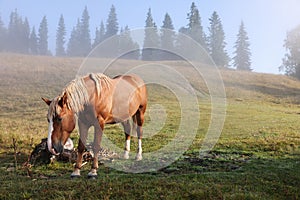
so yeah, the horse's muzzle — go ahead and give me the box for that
[53,143,64,155]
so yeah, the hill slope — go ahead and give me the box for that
[0,53,300,199]
[1,53,300,103]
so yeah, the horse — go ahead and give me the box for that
[42,73,147,178]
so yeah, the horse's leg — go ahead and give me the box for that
[71,121,88,178]
[122,120,131,159]
[87,119,104,178]
[135,108,145,161]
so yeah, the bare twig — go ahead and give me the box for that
[12,138,18,170]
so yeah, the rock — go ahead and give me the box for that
[6,167,15,172]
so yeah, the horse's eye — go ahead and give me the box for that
[56,117,62,122]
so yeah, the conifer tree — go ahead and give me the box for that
[142,8,160,60]
[0,15,7,51]
[79,6,91,56]
[38,16,49,55]
[8,9,28,52]
[280,25,300,78]
[21,17,30,53]
[105,5,119,39]
[187,2,207,49]
[233,21,252,71]
[119,26,140,59]
[93,21,105,48]
[208,11,229,67]
[67,20,81,56]
[56,14,66,56]
[67,7,91,57]
[7,10,18,51]
[29,27,38,54]
[160,13,176,60]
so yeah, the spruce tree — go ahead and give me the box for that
[67,20,81,56]
[38,16,49,55]
[208,11,229,67]
[93,21,105,48]
[56,14,66,56]
[187,2,207,49]
[142,8,160,60]
[79,6,91,56]
[280,25,300,78]
[7,10,18,51]
[7,10,32,53]
[29,27,38,54]
[67,7,91,57]
[21,17,30,53]
[0,15,7,51]
[8,9,26,52]
[119,26,140,59]
[160,13,176,60]
[233,21,252,71]
[105,5,119,39]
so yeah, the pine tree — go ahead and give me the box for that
[208,11,229,67]
[119,26,140,59]
[93,21,105,48]
[67,7,91,57]
[29,27,38,54]
[142,8,160,60]
[160,13,176,60]
[21,17,30,53]
[56,14,66,56]
[67,20,81,56]
[280,25,300,78]
[8,9,26,52]
[38,16,49,55]
[105,5,119,39]
[7,9,18,51]
[233,21,252,71]
[0,15,7,51]
[187,2,207,49]
[79,6,91,56]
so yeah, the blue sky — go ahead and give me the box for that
[1,0,300,74]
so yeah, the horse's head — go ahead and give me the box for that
[42,93,75,155]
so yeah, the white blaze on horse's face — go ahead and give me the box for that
[47,119,58,155]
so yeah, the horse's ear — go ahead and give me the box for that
[58,93,68,108]
[42,97,51,106]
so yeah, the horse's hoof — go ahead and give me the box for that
[71,168,81,178]
[135,154,142,161]
[70,174,81,179]
[88,169,97,179]
[123,151,130,160]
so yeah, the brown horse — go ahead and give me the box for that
[42,73,147,178]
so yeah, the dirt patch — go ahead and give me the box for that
[161,150,253,174]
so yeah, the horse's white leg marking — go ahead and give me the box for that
[71,168,81,177]
[88,168,97,177]
[135,139,142,161]
[47,120,57,155]
[123,139,130,159]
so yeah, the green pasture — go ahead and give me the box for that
[0,54,299,199]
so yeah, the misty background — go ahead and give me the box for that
[1,0,300,74]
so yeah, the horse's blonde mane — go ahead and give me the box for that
[55,73,111,114]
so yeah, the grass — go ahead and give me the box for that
[0,53,300,199]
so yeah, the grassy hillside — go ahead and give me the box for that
[0,53,300,199]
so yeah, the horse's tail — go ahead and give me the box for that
[131,115,137,137]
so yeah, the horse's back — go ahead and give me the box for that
[112,74,147,112]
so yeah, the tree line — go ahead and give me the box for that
[1,3,254,71]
